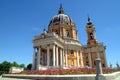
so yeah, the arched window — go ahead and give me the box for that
[66,30,70,37]
[90,33,94,39]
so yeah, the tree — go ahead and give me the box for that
[12,61,19,67]
[0,61,12,75]
[0,61,27,75]
[20,64,25,68]
[20,64,27,70]
[27,63,32,70]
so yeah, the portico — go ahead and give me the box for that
[32,34,75,70]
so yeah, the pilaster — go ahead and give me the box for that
[80,51,83,67]
[65,50,68,67]
[47,45,50,66]
[88,52,92,67]
[62,49,65,67]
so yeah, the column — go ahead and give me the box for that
[47,45,50,66]
[65,50,68,67]
[60,48,63,66]
[41,52,43,66]
[32,48,36,70]
[103,50,108,67]
[97,47,100,59]
[60,25,62,36]
[37,47,41,70]
[88,52,92,67]
[76,50,80,67]
[56,46,58,66]
[97,51,100,59]
[53,44,55,66]
[62,49,65,67]
[45,53,47,66]
[80,51,83,67]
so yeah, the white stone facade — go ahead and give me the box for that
[9,67,23,73]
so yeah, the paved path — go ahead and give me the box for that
[115,75,120,80]
[1,75,120,80]
[1,77,120,80]
[0,78,31,80]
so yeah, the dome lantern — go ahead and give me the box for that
[48,5,75,28]
[58,4,64,14]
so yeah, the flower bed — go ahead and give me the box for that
[18,68,114,75]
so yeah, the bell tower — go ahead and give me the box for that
[86,17,98,47]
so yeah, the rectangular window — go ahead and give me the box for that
[66,30,70,37]
[70,50,74,54]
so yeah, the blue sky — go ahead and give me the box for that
[0,0,120,67]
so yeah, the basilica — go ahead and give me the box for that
[32,5,107,70]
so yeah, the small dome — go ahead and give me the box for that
[49,5,75,27]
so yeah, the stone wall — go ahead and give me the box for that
[2,72,120,80]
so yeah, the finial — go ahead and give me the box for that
[43,25,47,34]
[44,26,46,31]
[60,4,62,8]
[58,4,64,14]
[88,16,90,22]
[87,15,92,25]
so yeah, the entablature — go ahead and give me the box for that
[33,32,82,50]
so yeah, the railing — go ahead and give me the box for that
[83,42,104,48]
[63,37,81,45]
[34,32,63,40]
[34,32,81,45]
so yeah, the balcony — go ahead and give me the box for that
[83,42,104,48]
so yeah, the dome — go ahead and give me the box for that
[49,5,75,27]
[50,14,74,24]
